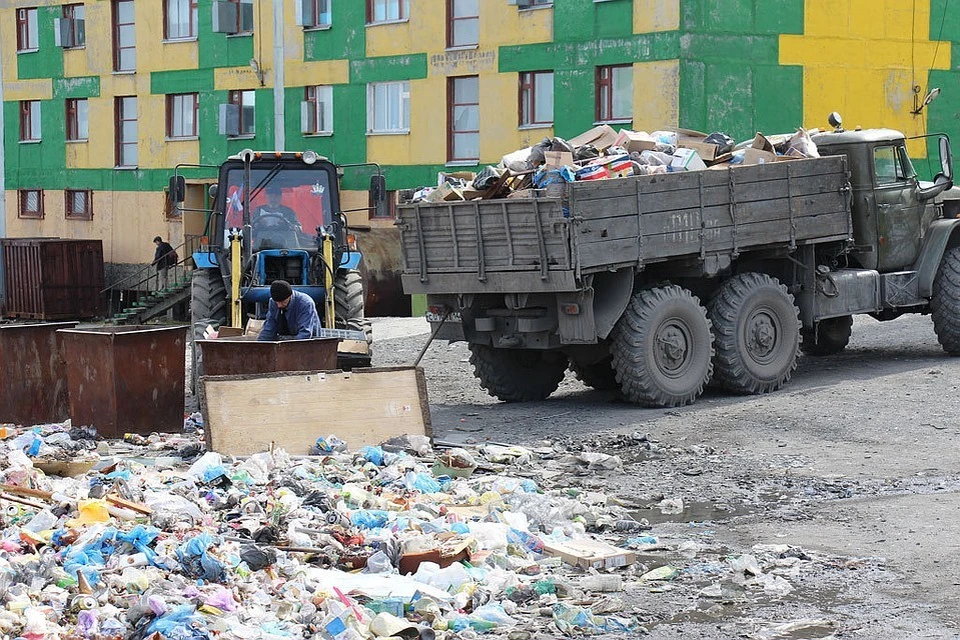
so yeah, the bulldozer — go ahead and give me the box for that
[169,149,387,369]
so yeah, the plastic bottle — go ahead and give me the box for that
[579,574,623,592]
[23,509,59,533]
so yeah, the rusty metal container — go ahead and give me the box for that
[197,337,338,376]
[1,239,106,320]
[0,322,77,425]
[59,325,187,438]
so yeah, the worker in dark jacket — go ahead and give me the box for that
[258,280,323,341]
[152,236,176,290]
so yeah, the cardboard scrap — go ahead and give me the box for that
[543,150,574,168]
[567,124,619,151]
[542,537,636,570]
[614,130,657,154]
[425,182,465,203]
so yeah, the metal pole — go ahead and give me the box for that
[273,0,285,152]
[0,50,6,309]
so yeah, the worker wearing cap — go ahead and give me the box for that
[253,183,300,230]
[257,280,323,341]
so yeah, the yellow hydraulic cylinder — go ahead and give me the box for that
[230,228,242,328]
[322,235,336,329]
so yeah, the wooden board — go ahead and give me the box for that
[201,367,432,456]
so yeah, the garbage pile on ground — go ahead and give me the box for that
[0,422,843,638]
[406,124,822,204]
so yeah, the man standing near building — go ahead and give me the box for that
[152,236,177,290]
[257,280,323,341]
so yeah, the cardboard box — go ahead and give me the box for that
[670,148,707,172]
[568,124,619,151]
[742,148,778,165]
[614,130,657,154]
[543,151,574,168]
[425,182,465,203]
[678,138,719,161]
[751,133,775,153]
[542,538,636,570]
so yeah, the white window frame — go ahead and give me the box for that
[367,81,410,134]
[368,0,410,25]
[165,0,198,40]
[168,93,198,139]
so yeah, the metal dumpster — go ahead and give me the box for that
[197,337,338,377]
[59,325,187,438]
[0,322,77,425]
[2,239,106,320]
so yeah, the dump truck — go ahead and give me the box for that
[169,149,386,368]
[399,118,958,407]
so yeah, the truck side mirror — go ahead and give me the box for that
[370,174,389,219]
[939,136,953,182]
[168,175,186,204]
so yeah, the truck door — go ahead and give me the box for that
[873,143,921,272]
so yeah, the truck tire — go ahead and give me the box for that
[570,356,619,391]
[611,286,714,407]
[708,273,800,394]
[334,269,373,360]
[469,344,567,402]
[191,268,228,341]
[800,316,852,356]
[931,246,960,355]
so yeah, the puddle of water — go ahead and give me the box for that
[631,500,754,525]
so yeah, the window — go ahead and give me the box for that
[448,76,479,162]
[367,81,410,134]
[115,96,138,167]
[58,4,86,48]
[299,0,332,28]
[113,0,136,72]
[518,0,552,8]
[165,0,198,39]
[66,98,89,141]
[596,64,632,122]
[302,86,333,135]
[448,0,478,48]
[212,0,254,34]
[228,90,256,136]
[65,190,93,221]
[167,93,198,139]
[519,71,553,127]
[19,101,41,142]
[369,190,397,219]
[18,190,43,219]
[16,8,38,52]
[367,0,409,24]
[874,145,916,184]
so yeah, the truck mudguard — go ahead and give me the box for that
[592,268,635,340]
[916,218,960,297]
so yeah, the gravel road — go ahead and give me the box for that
[371,313,960,639]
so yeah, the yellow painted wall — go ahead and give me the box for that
[634,60,679,132]
[634,0,680,33]
[780,0,950,157]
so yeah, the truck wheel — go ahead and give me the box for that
[191,268,227,341]
[931,246,960,355]
[469,344,567,402]
[708,273,800,394]
[800,316,852,356]
[334,269,365,321]
[611,286,714,407]
[570,356,618,391]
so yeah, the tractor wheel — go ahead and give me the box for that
[708,273,800,394]
[611,286,714,407]
[334,269,365,322]
[468,344,567,402]
[931,246,960,355]
[190,269,228,341]
[570,356,619,391]
[800,316,853,356]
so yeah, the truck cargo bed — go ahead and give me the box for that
[400,156,852,294]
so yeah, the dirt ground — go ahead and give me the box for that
[370,313,960,639]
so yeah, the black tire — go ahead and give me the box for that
[708,273,800,394]
[611,286,714,407]
[800,316,852,356]
[570,356,619,391]
[931,246,960,355]
[334,269,365,322]
[190,268,227,340]
[468,344,567,402]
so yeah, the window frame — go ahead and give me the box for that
[302,0,332,29]
[447,0,478,49]
[164,0,198,40]
[166,93,199,139]
[448,75,480,163]
[518,0,553,9]
[366,0,410,25]
[227,90,256,137]
[112,0,136,72]
[518,70,554,128]
[595,64,632,123]
[65,98,89,142]
[367,81,410,134]
[369,190,397,220]
[64,189,93,221]
[16,8,38,52]
[115,96,138,168]
[17,189,43,220]
[62,4,86,49]
[304,85,334,135]
[19,100,41,142]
